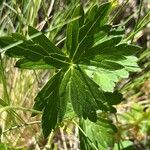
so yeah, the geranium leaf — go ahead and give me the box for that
[28,26,63,55]
[1,36,48,61]
[72,2,111,61]
[1,2,141,140]
[58,68,71,122]
[79,118,117,149]
[66,3,84,57]
[81,59,124,70]
[32,71,62,116]
[44,53,70,68]
[15,58,53,69]
[104,91,124,105]
[42,90,59,138]
[99,43,142,56]
[82,35,122,59]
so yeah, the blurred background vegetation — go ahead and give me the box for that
[0,0,149,149]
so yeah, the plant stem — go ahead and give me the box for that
[0,105,42,114]
[131,0,144,43]
[60,127,68,150]
[137,9,150,29]
[73,120,99,150]
[117,143,121,150]
[0,55,10,105]
[126,19,150,41]
[46,130,54,149]
[2,121,41,134]
[0,55,10,142]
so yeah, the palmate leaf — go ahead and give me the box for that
[0,2,141,139]
[79,118,117,149]
[15,58,53,69]
[32,71,62,114]
[0,29,70,69]
[28,26,63,55]
[33,67,116,137]
[68,67,115,120]
[84,56,141,92]
[72,2,111,62]
[66,3,84,58]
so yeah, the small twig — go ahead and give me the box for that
[60,127,68,150]
[2,121,41,134]
[0,105,42,114]
[46,130,54,149]
[0,54,10,105]
[55,37,66,46]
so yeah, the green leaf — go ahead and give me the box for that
[66,3,84,57]
[11,33,26,40]
[0,144,7,150]
[99,43,142,56]
[85,5,98,23]
[70,67,114,119]
[104,91,123,105]
[117,56,141,72]
[0,36,22,52]
[109,26,125,36]
[99,60,124,70]
[2,36,48,61]
[72,82,97,121]
[42,90,59,138]
[84,55,140,92]
[32,71,61,116]
[1,1,141,139]
[45,66,115,124]
[0,0,4,6]
[67,67,98,121]
[44,53,70,68]
[93,70,119,92]
[15,58,53,69]
[80,118,117,149]
[0,98,7,106]
[83,35,122,58]
[72,2,111,61]
[79,120,94,150]
[94,118,117,149]
[95,54,126,61]
[81,59,124,70]
[93,25,112,43]
[80,2,111,38]
[3,36,69,68]
[33,70,67,138]
[58,69,71,122]
[113,141,134,150]
[28,26,63,55]
[74,35,95,62]
[6,44,47,61]
[93,69,129,92]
